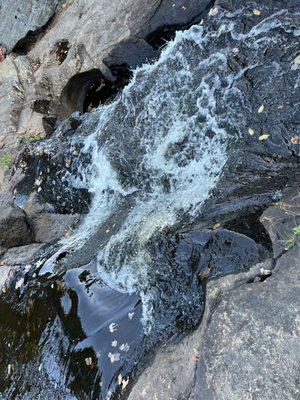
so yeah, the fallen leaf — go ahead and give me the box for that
[122,377,130,390]
[118,374,122,385]
[109,322,118,333]
[192,354,201,362]
[248,128,255,136]
[252,8,261,16]
[258,105,264,113]
[108,352,120,363]
[209,6,218,16]
[291,135,299,145]
[213,223,221,230]
[198,266,211,282]
[259,134,269,141]
[119,343,130,352]
[277,104,284,109]
[128,312,135,320]
[294,54,300,65]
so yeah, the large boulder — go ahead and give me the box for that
[0,203,33,248]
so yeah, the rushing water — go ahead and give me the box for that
[1,6,299,400]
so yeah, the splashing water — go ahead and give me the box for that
[42,9,298,328]
[59,24,239,313]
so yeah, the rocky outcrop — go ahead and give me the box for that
[0,203,33,248]
[128,185,300,400]
[0,0,63,52]
[0,0,212,189]
[0,1,299,399]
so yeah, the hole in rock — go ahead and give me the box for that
[32,99,50,114]
[225,211,273,257]
[55,40,70,64]
[60,66,132,115]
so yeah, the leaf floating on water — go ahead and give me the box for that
[119,343,130,352]
[128,312,135,320]
[108,352,120,363]
[291,135,299,145]
[85,357,93,366]
[209,6,218,16]
[258,105,265,113]
[248,128,255,136]
[252,8,261,16]
[259,134,270,141]
[109,322,118,333]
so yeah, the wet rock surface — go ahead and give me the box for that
[129,185,300,400]
[0,0,299,400]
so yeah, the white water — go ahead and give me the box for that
[45,10,295,326]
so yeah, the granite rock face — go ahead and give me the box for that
[0,0,63,52]
[192,247,300,400]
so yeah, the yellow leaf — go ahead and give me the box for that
[294,55,300,65]
[213,223,221,230]
[258,105,264,113]
[248,128,255,136]
[253,8,261,16]
[259,134,269,141]
[209,6,218,16]
[291,135,299,145]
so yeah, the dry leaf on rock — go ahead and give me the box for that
[259,134,269,141]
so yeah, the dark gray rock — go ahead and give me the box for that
[0,203,33,248]
[261,185,300,258]
[0,0,63,52]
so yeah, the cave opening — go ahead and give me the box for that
[60,66,132,116]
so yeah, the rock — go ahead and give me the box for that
[0,0,63,52]
[128,185,300,400]
[0,243,45,266]
[0,55,36,189]
[30,212,80,244]
[129,248,300,400]
[127,261,270,400]
[0,267,12,291]
[191,245,300,400]
[18,192,81,244]
[0,203,33,248]
[0,0,212,189]
[103,38,159,70]
[261,185,300,258]
[0,243,45,290]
